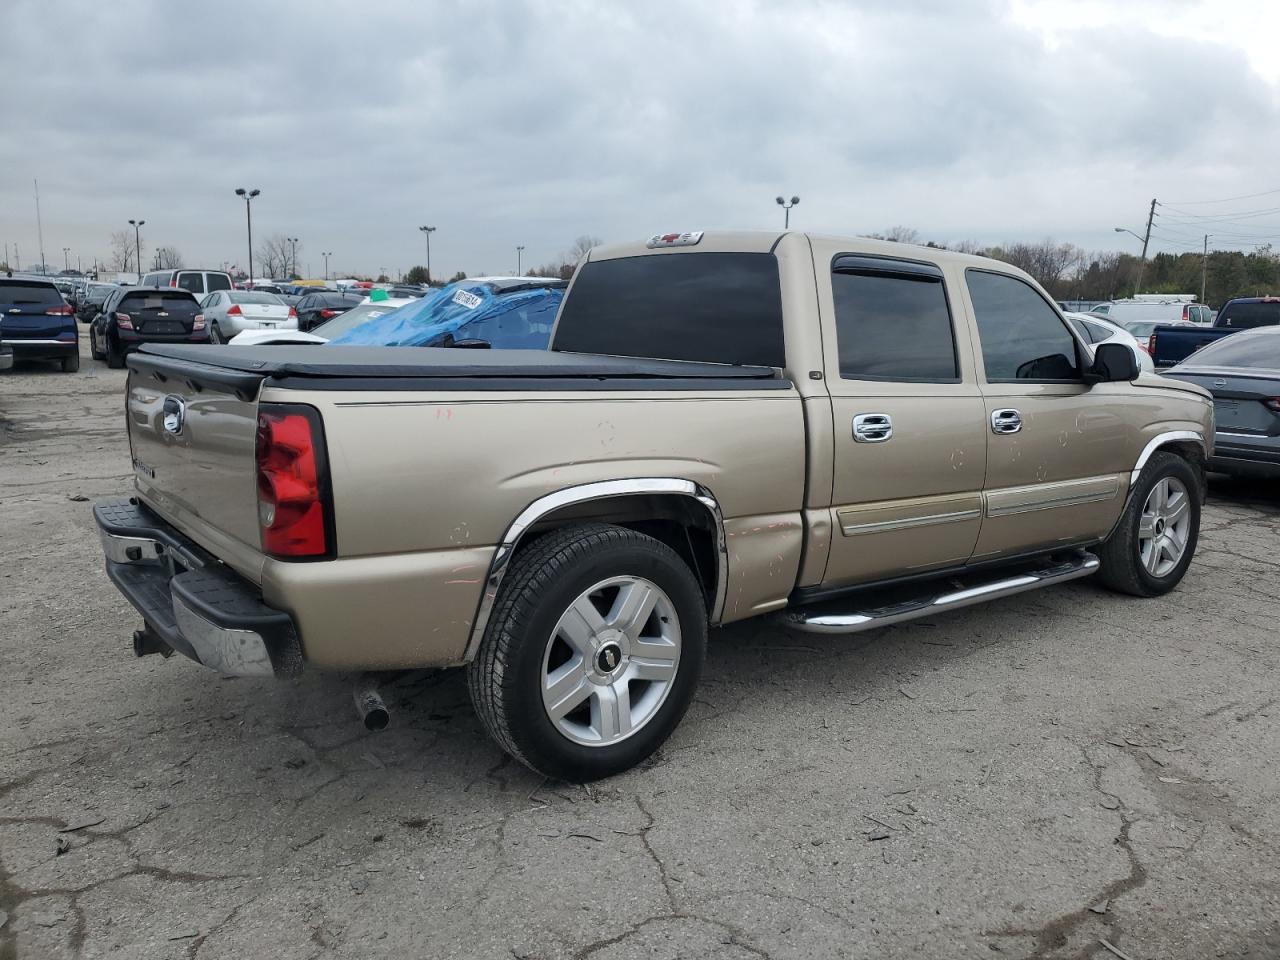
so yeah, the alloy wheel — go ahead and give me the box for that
[1138,476,1191,577]
[541,576,681,747]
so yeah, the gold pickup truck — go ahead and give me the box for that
[95,231,1213,781]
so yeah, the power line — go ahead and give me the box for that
[1161,186,1280,205]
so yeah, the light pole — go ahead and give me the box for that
[418,225,435,284]
[1201,234,1211,304]
[776,195,800,228]
[128,219,145,276]
[1114,226,1148,297]
[516,245,525,276]
[286,237,299,279]
[62,247,70,271]
[322,251,332,281]
[234,188,260,282]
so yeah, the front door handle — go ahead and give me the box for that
[990,408,1023,434]
[853,413,893,443]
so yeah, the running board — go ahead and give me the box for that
[780,551,1100,635]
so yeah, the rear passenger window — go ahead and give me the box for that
[177,272,205,294]
[831,257,957,380]
[967,270,1081,381]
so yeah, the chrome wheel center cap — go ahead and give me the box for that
[595,641,624,675]
[1154,517,1166,536]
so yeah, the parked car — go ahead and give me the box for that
[328,277,567,348]
[200,290,297,343]
[294,290,365,331]
[88,287,208,368]
[0,277,79,372]
[1090,298,1211,326]
[93,230,1213,782]
[227,297,417,346]
[1114,319,1192,357]
[1148,296,1280,367]
[1162,327,1280,478]
[386,284,429,299]
[1065,312,1155,374]
[76,282,118,323]
[141,269,234,299]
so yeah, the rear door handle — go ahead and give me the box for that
[990,409,1023,434]
[853,413,893,443]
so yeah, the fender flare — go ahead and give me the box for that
[1129,430,1205,487]
[463,478,728,662]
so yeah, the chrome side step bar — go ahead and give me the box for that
[780,551,1100,635]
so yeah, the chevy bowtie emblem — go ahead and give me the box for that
[162,395,186,435]
[1213,379,1227,388]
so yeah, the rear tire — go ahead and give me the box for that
[1096,451,1200,597]
[210,323,224,344]
[468,522,708,782]
[89,327,105,361]
[106,335,125,369]
[61,352,80,373]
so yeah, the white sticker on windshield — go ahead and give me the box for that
[452,289,482,309]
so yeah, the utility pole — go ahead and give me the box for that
[1201,234,1210,304]
[1133,197,1157,296]
[516,245,524,276]
[34,179,47,273]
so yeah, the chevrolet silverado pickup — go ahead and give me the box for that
[95,231,1214,781]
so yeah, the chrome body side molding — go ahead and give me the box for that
[464,478,727,662]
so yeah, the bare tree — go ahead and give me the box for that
[874,225,921,244]
[993,239,1079,290]
[109,230,136,273]
[155,246,184,269]
[256,234,295,279]
[568,235,602,261]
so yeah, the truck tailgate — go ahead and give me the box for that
[126,351,267,579]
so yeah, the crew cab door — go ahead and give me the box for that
[817,254,987,587]
[961,269,1137,561]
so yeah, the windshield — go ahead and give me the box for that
[120,293,199,314]
[312,302,410,339]
[0,282,62,306]
[1180,330,1280,368]
[1217,301,1280,329]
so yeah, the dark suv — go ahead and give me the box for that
[0,277,80,372]
[294,290,365,331]
[89,287,209,368]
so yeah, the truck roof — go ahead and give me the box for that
[588,230,1017,272]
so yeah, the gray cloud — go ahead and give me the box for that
[3,0,1279,277]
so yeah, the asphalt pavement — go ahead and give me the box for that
[2,341,1278,959]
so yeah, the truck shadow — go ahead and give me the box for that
[1206,472,1280,511]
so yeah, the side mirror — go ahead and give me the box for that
[1086,342,1139,384]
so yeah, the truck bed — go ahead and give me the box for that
[129,344,791,394]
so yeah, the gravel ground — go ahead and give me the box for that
[2,341,1279,960]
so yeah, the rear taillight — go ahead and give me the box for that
[256,405,332,558]
[115,312,134,330]
[1147,334,1156,354]
[192,314,206,331]
[169,279,177,287]
[319,309,340,319]
[46,305,74,316]
[1264,398,1280,413]
[226,304,243,316]
[288,307,298,319]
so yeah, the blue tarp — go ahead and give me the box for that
[326,280,563,349]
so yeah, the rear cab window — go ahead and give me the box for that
[830,256,958,381]
[1218,300,1280,329]
[551,252,785,367]
[967,270,1081,381]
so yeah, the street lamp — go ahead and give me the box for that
[322,251,332,281]
[1114,226,1150,296]
[128,219,145,276]
[776,195,800,228]
[62,247,70,271]
[286,237,299,279]
[234,188,260,282]
[516,245,525,276]
[418,225,436,284]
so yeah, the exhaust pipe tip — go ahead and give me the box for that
[353,680,390,732]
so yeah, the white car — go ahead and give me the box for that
[227,297,415,346]
[201,290,297,343]
[1065,312,1155,373]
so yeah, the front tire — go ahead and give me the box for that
[468,522,707,782]
[1096,451,1201,597]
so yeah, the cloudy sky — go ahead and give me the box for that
[3,0,1279,278]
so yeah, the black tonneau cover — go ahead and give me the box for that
[129,345,790,397]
